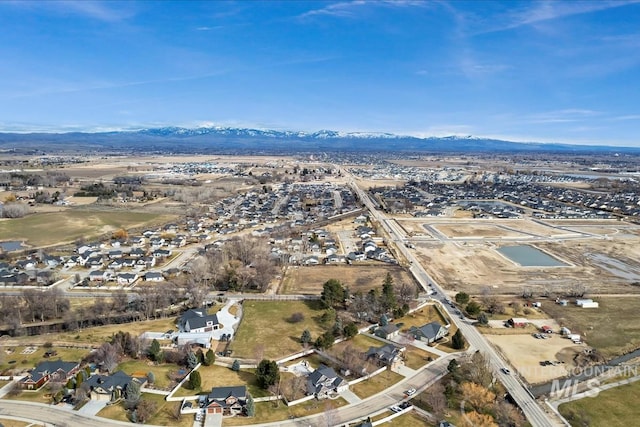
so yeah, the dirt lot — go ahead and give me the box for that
[434,223,525,238]
[414,231,640,296]
[485,333,583,384]
[280,264,417,295]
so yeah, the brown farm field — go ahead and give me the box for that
[280,264,416,295]
[541,297,640,358]
[0,208,175,247]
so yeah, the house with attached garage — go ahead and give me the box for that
[178,308,220,333]
[84,370,142,402]
[116,272,138,285]
[374,323,400,340]
[205,385,248,416]
[306,364,348,399]
[409,321,449,344]
[19,360,80,390]
[365,343,405,368]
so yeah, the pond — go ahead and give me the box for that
[497,245,567,267]
[0,240,25,252]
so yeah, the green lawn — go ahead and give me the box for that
[229,300,329,359]
[333,334,385,353]
[350,369,404,399]
[0,209,175,247]
[404,346,438,370]
[222,397,348,426]
[173,365,270,398]
[559,380,640,427]
[96,392,189,425]
[117,359,177,390]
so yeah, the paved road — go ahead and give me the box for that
[0,400,159,427]
[346,176,563,427]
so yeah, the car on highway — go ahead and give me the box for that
[405,388,416,396]
[390,405,402,413]
[399,401,412,410]
[501,367,511,375]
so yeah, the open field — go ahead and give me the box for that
[350,369,404,398]
[542,297,640,358]
[222,397,348,426]
[484,333,582,384]
[2,316,178,348]
[229,300,329,360]
[280,264,416,295]
[558,379,640,427]
[433,223,526,239]
[331,334,387,354]
[415,231,640,296]
[173,365,270,398]
[0,209,175,247]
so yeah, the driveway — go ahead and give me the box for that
[77,399,108,416]
[341,389,362,404]
[204,412,222,427]
[209,299,241,340]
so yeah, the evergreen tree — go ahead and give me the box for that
[186,351,198,369]
[148,339,163,363]
[245,393,255,417]
[231,359,241,372]
[452,329,466,350]
[256,360,279,389]
[343,322,358,338]
[321,279,346,309]
[205,349,215,366]
[300,329,312,345]
[124,380,141,409]
[381,273,397,311]
[189,371,202,390]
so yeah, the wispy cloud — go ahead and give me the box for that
[525,109,602,124]
[472,0,640,35]
[611,114,640,121]
[298,0,429,20]
[56,0,135,22]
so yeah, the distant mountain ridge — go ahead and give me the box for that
[0,126,637,155]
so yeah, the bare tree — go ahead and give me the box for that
[95,342,120,373]
[423,381,447,419]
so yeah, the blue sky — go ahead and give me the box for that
[0,1,639,146]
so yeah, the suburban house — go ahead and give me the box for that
[374,323,400,340]
[19,360,80,390]
[144,272,164,282]
[178,309,220,333]
[89,270,110,282]
[306,364,348,399]
[85,371,139,402]
[116,272,138,285]
[409,321,448,344]
[365,343,405,367]
[206,385,248,416]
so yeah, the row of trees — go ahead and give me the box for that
[417,352,525,426]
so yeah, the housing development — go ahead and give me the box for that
[1,146,639,427]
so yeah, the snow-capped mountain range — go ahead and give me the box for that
[0,126,634,154]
